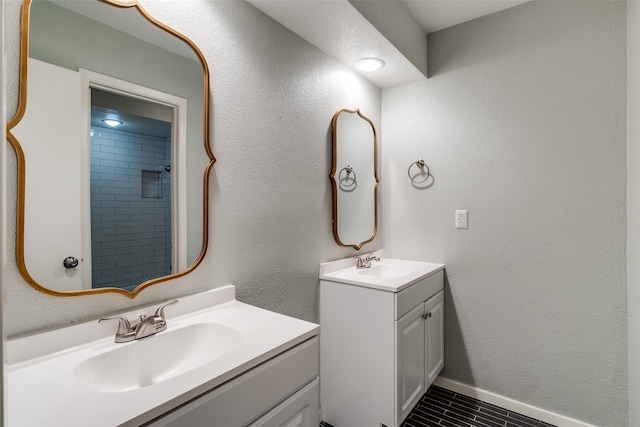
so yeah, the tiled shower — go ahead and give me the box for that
[89,126,172,290]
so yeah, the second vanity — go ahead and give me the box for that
[7,286,319,427]
[319,252,445,427]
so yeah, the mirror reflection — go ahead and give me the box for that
[7,0,213,297]
[89,88,175,291]
[330,109,378,250]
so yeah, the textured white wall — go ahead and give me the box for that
[381,1,627,426]
[628,1,640,426]
[3,0,381,337]
[1,0,7,422]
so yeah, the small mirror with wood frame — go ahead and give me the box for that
[330,109,378,250]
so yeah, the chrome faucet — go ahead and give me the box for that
[99,300,178,343]
[355,253,380,269]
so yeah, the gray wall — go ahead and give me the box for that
[628,1,640,426]
[381,1,627,426]
[3,0,381,336]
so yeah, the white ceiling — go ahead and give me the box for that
[399,0,529,34]
[249,0,530,88]
[52,0,530,89]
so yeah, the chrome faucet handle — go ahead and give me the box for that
[154,299,178,321]
[99,316,133,335]
[132,300,178,339]
[366,253,380,262]
[354,253,380,269]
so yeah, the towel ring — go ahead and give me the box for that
[339,165,357,188]
[408,159,430,183]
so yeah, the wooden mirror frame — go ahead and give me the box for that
[6,0,214,298]
[330,108,378,250]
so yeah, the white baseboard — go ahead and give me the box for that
[433,377,598,427]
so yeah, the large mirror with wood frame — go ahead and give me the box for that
[7,0,213,298]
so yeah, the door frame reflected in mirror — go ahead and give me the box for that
[82,69,187,291]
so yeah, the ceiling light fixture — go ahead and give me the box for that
[102,119,123,127]
[356,57,385,72]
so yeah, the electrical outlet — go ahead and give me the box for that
[455,210,468,229]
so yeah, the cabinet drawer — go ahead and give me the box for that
[395,270,444,320]
[145,337,319,427]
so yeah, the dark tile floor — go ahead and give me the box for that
[320,385,556,427]
[401,386,556,427]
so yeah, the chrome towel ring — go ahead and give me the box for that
[407,159,430,183]
[339,165,357,189]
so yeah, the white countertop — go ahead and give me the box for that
[319,251,445,292]
[7,286,319,427]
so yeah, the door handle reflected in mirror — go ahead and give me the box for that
[63,256,79,269]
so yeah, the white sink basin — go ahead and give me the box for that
[320,253,444,291]
[74,322,242,393]
[358,263,416,278]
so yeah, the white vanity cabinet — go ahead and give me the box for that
[319,258,444,427]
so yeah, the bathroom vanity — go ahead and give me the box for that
[319,253,445,427]
[7,286,320,427]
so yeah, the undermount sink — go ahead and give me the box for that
[75,322,242,393]
[358,263,415,278]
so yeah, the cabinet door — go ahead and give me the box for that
[249,379,319,427]
[425,291,444,386]
[396,304,426,424]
